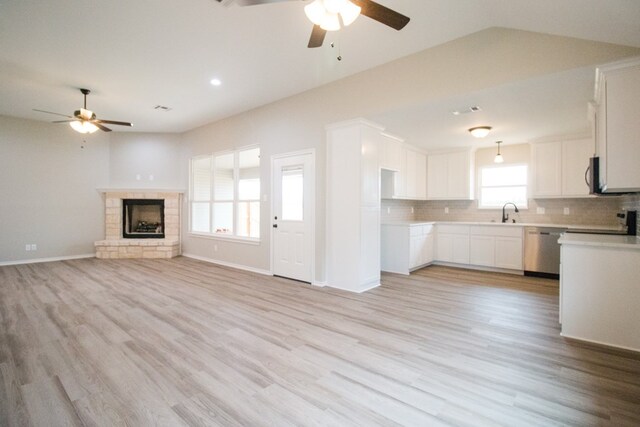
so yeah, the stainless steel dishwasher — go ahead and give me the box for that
[524,226,567,278]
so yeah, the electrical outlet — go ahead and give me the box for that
[25,244,31,251]
[214,244,218,252]
[411,207,414,214]
[536,207,545,214]
[136,174,141,181]
[387,207,391,214]
[445,207,449,214]
[31,244,37,251]
[563,207,570,215]
[149,174,154,181]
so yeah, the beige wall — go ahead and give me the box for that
[0,116,110,263]
[109,132,185,189]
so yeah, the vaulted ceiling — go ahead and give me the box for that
[1,0,639,143]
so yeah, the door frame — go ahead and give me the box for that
[270,149,316,285]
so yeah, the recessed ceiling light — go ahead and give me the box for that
[210,78,222,86]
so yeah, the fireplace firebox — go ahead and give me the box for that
[122,199,165,238]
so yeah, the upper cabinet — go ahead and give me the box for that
[380,134,427,200]
[531,138,593,198]
[594,57,640,193]
[427,149,473,200]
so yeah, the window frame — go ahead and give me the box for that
[189,145,261,242]
[477,163,529,210]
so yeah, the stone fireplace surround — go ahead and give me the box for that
[95,189,182,259]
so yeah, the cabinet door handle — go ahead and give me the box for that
[585,166,591,187]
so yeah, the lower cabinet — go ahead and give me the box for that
[436,225,470,264]
[383,223,524,276]
[381,223,434,275]
[468,226,523,270]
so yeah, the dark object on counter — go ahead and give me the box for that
[566,210,637,236]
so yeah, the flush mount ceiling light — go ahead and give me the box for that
[210,78,222,86]
[304,0,362,31]
[494,141,504,163]
[468,126,492,138]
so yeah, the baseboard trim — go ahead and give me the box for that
[432,261,524,276]
[0,253,95,267]
[560,332,640,354]
[312,281,327,287]
[325,281,380,294]
[181,253,272,276]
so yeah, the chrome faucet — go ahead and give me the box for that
[502,202,519,223]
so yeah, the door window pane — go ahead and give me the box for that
[282,166,304,221]
[191,203,210,233]
[213,202,233,235]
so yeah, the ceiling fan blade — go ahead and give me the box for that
[93,122,112,132]
[33,109,73,118]
[308,25,327,48]
[52,120,76,123]
[94,119,133,127]
[351,0,410,30]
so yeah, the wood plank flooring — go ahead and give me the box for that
[1,257,639,426]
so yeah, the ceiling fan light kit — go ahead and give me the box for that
[34,88,133,134]
[305,0,361,30]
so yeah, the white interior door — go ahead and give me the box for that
[272,152,314,283]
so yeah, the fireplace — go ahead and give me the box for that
[122,199,165,239]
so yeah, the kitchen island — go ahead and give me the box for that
[559,233,640,352]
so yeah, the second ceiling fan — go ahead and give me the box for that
[218,0,410,48]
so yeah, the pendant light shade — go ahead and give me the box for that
[468,126,492,138]
[70,120,99,134]
[494,141,504,163]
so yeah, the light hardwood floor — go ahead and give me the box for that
[1,257,639,426]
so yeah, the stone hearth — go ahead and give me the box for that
[95,190,182,259]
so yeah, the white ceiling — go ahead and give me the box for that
[1,0,639,141]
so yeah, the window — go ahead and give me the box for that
[190,147,260,240]
[479,164,528,209]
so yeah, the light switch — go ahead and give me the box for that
[31,244,37,251]
[563,207,570,215]
[25,244,31,251]
[149,174,154,181]
[136,174,141,181]
[444,207,449,214]
[536,207,545,214]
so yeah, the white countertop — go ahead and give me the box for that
[381,220,622,231]
[558,233,640,250]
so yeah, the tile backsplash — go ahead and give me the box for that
[382,196,635,230]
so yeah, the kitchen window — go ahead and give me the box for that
[478,164,528,209]
[190,146,260,240]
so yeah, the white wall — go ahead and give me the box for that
[179,28,639,281]
[0,116,110,263]
[109,133,184,189]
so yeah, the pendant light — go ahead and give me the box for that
[494,141,504,163]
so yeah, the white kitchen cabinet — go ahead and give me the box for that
[379,134,404,172]
[326,119,382,292]
[405,149,427,200]
[532,142,562,197]
[532,138,593,198]
[595,57,640,192]
[468,225,523,270]
[559,234,640,352]
[470,235,495,267]
[495,237,523,270]
[436,224,470,264]
[427,150,473,200]
[562,138,593,196]
[381,223,434,275]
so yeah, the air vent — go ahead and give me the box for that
[452,105,482,115]
[154,105,172,111]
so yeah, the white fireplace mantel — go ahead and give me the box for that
[97,188,186,194]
